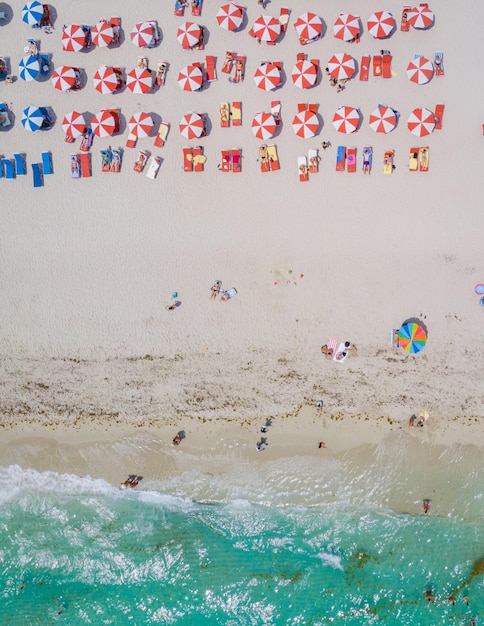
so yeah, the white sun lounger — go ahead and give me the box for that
[333,342,349,362]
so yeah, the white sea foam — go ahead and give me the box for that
[317,552,344,570]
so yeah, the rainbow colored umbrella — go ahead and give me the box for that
[398,322,427,353]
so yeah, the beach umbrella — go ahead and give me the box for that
[367,11,395,39]
[179,112,204,139]
[216,3,244,31]
[93,66,118,94]
[252,15,281,42]
[130,21,155,48]
[407,107,435,136]
[294,12,323,42]
[19,55,40,82]
[126,67,153,94]
[333,13,360,41]
[253,63,281,91]
[51,66,77,91]
[369,105,397,133]
[398,322,427,353]
[92,20,114,47]
[62,110,86,139]
[62,24,86,52]
[22,1,43,26]
[292,110,319,138]
[177,64,204,91]
[332,106,361,133]
[291,60,317,89]
[251,112,277,140]
[177,22,201,49]
[128,111,154,138]
[91,110,116,137]
[327,52,356,80]
[21,105,43,131]
[407,5,434,29]
[406,56,434,84]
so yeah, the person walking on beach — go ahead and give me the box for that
[316,400,323,412]
[422,499,431,514]
[424,589,434,602]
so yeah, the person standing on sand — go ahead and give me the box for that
[423,499,431,514]
[409,414,417,427]
[316,400,323,412]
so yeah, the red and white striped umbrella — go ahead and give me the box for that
[333,13,360,41]
[367,11,395,39]
[126,67,153,94]
[51,65,77,91]
[253,63,281,91]
[406,56,434,84]
[93,66,118,94]
[332,106,361,133]
[92,20,114,47]
[327,53,356,80]
[369,105,397,133]
[130,21,155,48]
[407,5,434,29]
[251,112,277,140]
[294,12,323,42]
[177,22,201,49]
[128,112,154,138]
[252,15,281,42]
[62,24,86,52]
[216,3,243,31]
[292,110,319,138]
[291,60,317,89]
[91,110,116,137]
[177,64,204,91]
[62,110,86,139]
[407,107,435,137]
[179,112,204,139]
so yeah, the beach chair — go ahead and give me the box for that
[111,149,122,172]
[134,150,148,173]
[333,343,349,363]
[419,147,429,172]
[359,55,370,81]
[221,51,235,74]
[347,147,357,173]
[183,147,193,172]
[146,156,162,179]
[336,146,346,171]
[434,104,444,130]
[80,152,91,177]
[0,160,3,179]
[391,329,400,348]
[220,103,230,128]
[155,61,168,86]
[232,101,242,126]
[434,52,444,76]
[279,7,290,32]
[373,54,382,77]
[0,57,7,80]
[382,52,392,78]
[267,145,280,171]
[259,145,269,173]
[194,25,205,50]
[298,156,309,182]
[14,153,26,176]
[192,146,206,172]
[409,147,419,171]
[31,163,43,187]
[191,0,202,17]
[2,158,14,179]
[401,6,410,31]
[126,132,137,149]
[230,56,245,83]
[232,150,241,173]
[321,337,338,358]
[154,122,170,147]
[221,287,237,301]
[296,53,306,62]
[80,129,93,152]
[271,101,281,126]
[70,154,81,179]
[308,149,320,173]
[105,109,120,134]
[221,150,231,172]
[41,151,52,175]
[100,149,111,172]
[174,0,187,16]
[40,5,52,30]
[110,17,121,44]
[205,56,217,82]
[361,147,373,174]
[383,150,394,174]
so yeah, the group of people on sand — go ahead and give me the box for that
[408,411,428,428]
[256,419,272,450]
[321,341,355,361]
[121,475,143,489]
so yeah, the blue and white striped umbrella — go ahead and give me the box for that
[19,55,40,81]
[22,106,44,131]
[22,1,43,26]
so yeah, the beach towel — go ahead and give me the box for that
[333,343,349,363]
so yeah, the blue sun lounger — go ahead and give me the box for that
[14,153,26,175]
[2,158,14,179]
[0,159,3,179]
[41,151,52,174]
[31,163,43,187]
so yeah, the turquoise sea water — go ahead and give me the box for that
[0,438,482,625]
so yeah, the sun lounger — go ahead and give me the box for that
[382,52,392,78]
[321,337,338,358]
[391,328,400,348]
[0,57,7,80]
[220,102,230,128]
[383,149,394,174]
[192,146,206,172]
[401,6,410,31]
[221,150,231,172]
[336,146,346,171]
[419,147,429,172]
[14,153,26,176]
[183,147,193,172]
[80,129,93,152]
[111,149,122,172]
[105,109,120,133]
[70,154,81,179]
[0,103,11,127]
[333,343,349,363]
[154,122,170,147]
[362,146,372,174]
[221,287,237,301]
[434,52,444,76]
[231,101,242,126]
[80,152,91,177]
[40,4,52,30]
[221,51,235,74]
[359,55,370,81]
[296,53,306,62]
[205,55,217,81]
[308,149,320,173]
[191,0,202,17]
[174,1,187,16]
[41,151,52,175]
[126,132,137,149]
[347,147,357,173]
[110,17,121,44]
[2,158,14,179]
[298,156,309,182]
[409,147,419,171]
[434,104,444,130]
[230,55,245,83]
[0,161,3,179]
[134,150,148,173]
[100,149,111,172]
[259,145,269,173]
[279,7,290,32]
[266,145,280,171]
[146,156,162,179]
[155,61,168,86]
[232,149,241,173]
[373,54,382,77]
[31,162,43,187]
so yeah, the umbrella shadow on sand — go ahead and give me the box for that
[402,317,428,337]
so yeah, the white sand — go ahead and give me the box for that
[0,0,483,473]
